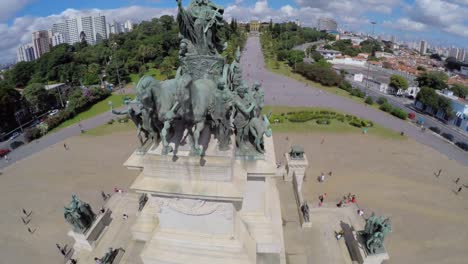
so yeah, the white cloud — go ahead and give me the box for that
[383,18,429,32]
[0,6,176,63]
[295,0,401,15]
[408,0,468,38]
[0,0,33,21]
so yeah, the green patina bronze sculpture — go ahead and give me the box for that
[289,145,305,160]
[97,247,125,264]
[64,194,96,234]
[112,0,270,156]
[361,213,392,254]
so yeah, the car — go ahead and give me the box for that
[441,132,454,142]
[10,141,24,150]
[8,132,20,141]
[429,126,441,134]
[455,141,468,151]
[49,109,59,116]
[0,148,10,157]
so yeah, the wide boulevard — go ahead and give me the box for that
[240,35,468,166]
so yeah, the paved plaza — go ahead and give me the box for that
[274,132,468,264]
[0,128,466,263]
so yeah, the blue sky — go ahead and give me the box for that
[1,0,467,62]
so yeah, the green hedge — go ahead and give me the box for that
[391,108,408,120]
[379,102,393,112]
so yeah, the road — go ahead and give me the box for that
[1,35,466,169]
[348,78,468,144]
[241,35,468,166]
[0,108,118,170]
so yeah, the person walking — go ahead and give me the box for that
[63,143,68,150]
[319,173,325,182]
[457,186,462,194]
[318,193,326,206]
[455,177,460,184]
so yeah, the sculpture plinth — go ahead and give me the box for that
[124,136,285,264]
[67,209,112,252]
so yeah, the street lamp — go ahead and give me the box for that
[111,42,122,90]
[14,110,24,133]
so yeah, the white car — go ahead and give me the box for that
[49,109,59,116]
[8,132,20,141]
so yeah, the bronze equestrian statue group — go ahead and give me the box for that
[112,0,271,157]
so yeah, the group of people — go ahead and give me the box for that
[336,193,357,208]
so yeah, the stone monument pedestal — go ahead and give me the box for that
[344,230,390,264]
[124,136,286,264]
[67,209,112,251]
[284,147,310,228]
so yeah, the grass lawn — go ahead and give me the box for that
[262,105,404,140]
[51,94,135,132]
[84,121,135,136]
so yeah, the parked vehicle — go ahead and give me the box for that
[0,148,10,157]
[441,133,454,142]
[8,132,20,141]
[429,126,441,134]
[455,142,468,151]
[10,141,24,150]
[48,109,59,116]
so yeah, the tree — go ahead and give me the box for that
[159,57,174,79]
[416,87,439,110]
[10,61,35,87]
[416,71,448,90]
[0,87,22,132]
[365,96,374,105]
[445,57,461,71]
[450,84,468,98]
[309,50,323,62]
[417,66,426,71]
[287,50,305,67]
[23,83,52,113]
[389,75,409,91]
[430,53,442,61]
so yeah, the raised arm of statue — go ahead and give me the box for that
[234,100,255,116]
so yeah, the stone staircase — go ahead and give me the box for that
[140,230,252,264]
[240,213,282,254]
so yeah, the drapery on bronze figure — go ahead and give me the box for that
[362,213,392,254]
[64,194,96,234]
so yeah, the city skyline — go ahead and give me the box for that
[1,0,467,63]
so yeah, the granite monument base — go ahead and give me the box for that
[68,209,112,251]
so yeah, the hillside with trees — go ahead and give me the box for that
[0,15,246,134]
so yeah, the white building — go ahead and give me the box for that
[32,30,50,58]
[51,22,69,44]
[316,49,341,59]
[56,15,108,45]
[449,47,459,59]
[419,40,427,55]
[51,32,66,47]
[457,49,465,62]
[16,43,36,62]
[124,20,133,32]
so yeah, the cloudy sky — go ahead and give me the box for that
[2,0,467,63]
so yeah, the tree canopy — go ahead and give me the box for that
[389,75,409,91]
[416,71,448,90]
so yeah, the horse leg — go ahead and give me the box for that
[161,121,173,155]
[249,125,264,153]
[192,121,205,155]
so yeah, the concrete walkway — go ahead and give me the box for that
[240,35,468,166]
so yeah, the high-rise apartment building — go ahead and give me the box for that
[51,22,69,44]
[457,49,465,62]
[57,15,108,45]
[16,43,36,62]
[124,20,133,32]
[317,18,337,32]
[419,40,427,55]
[449,47,459,59]
[51,33,66,47]
[32,30,50,58]
[390,35,397,43]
